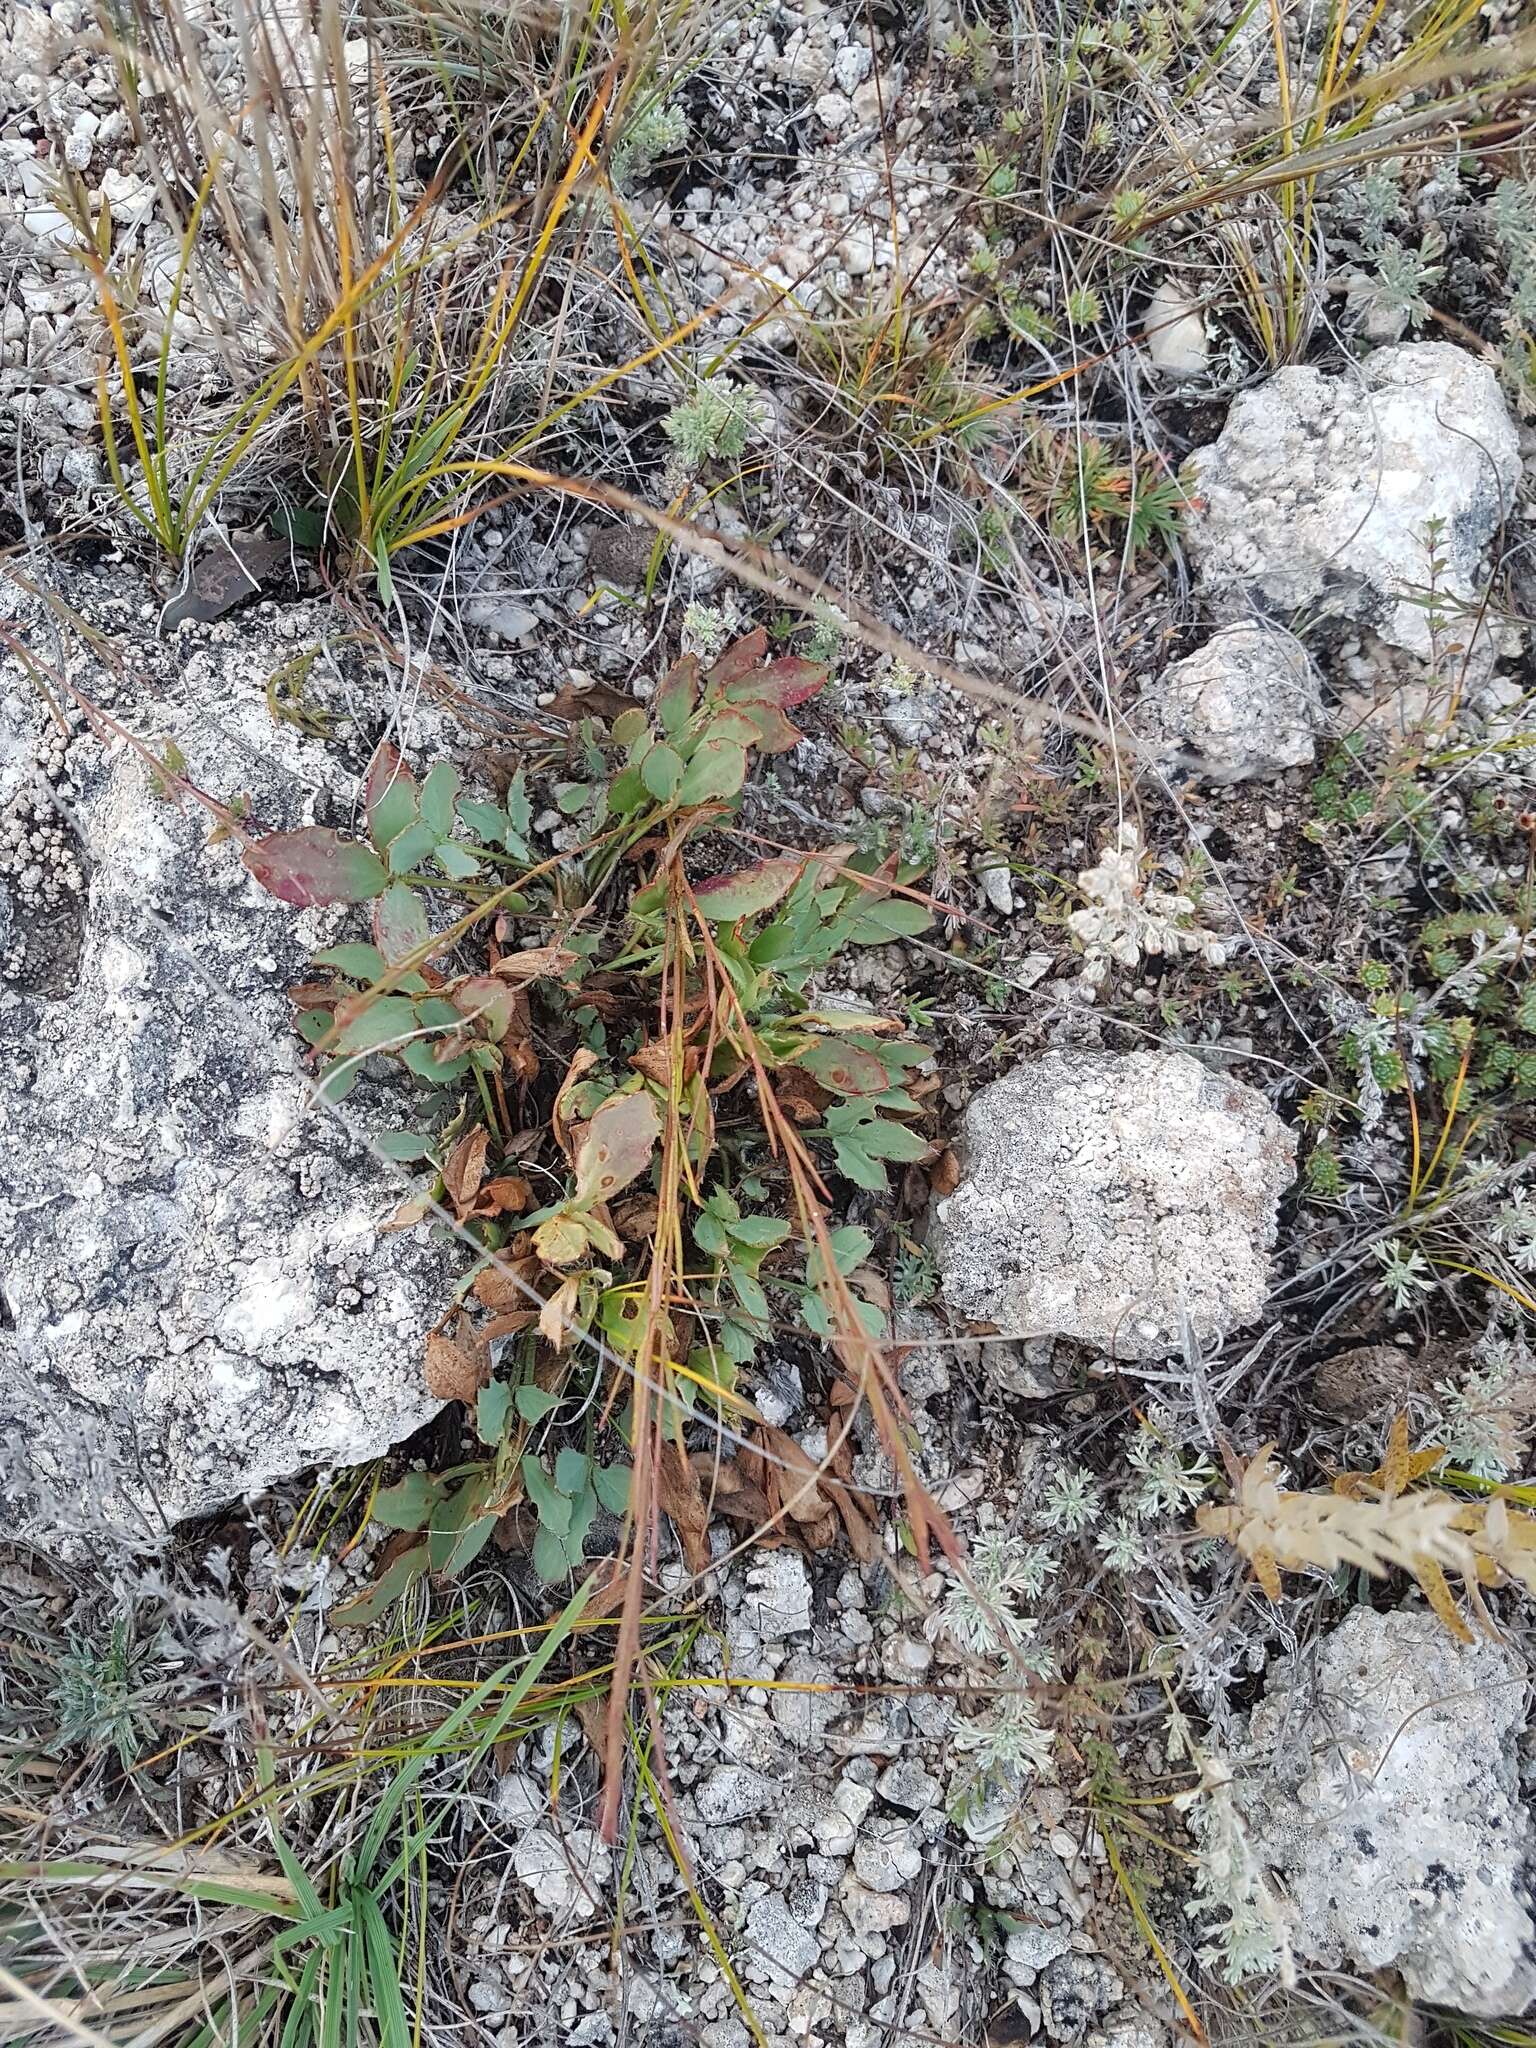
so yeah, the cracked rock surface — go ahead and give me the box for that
[1187,341,1521,664]
[933,1049,1296,1361]
[0,584,450,1533]
[1239,1605,1536,2017]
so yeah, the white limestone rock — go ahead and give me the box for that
[934,1050,1295,1361]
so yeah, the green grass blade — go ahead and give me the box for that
[354,1887,412,2048]
[355,1573,593,1883]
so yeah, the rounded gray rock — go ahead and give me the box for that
[1136,622,1322,785]
[1187,341,1520,665]
[934,1050,1296,1361]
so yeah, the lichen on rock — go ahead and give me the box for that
[0,589,451,1535]
[933,1049,1296,1361]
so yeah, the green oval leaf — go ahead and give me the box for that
[847,897,934,943]
[641,743,684,800]
[365,744,418,851]
[377,1129,433,1161]
[332,994,421,1055]
[314,942,388,981]
[419,761,460,836]
[678,737,746,806]
[387,820,440,875]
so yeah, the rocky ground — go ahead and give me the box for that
[4,2,1536,2046]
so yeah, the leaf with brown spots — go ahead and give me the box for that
[452,976,516,1040]
[424,1327,490,1402]
[573,1090,660,1209]
[794,1039,891,1097]
[442,1125,491,1218]
[705,626,768,687]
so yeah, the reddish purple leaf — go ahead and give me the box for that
[693,856,805,922]
[706,627,769,688]
[730,700,805,755]
[724,657,828,711]
[245,827,389,906]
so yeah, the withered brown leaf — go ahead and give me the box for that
[442,1124,491,1218]
[424,1327,490,1402]
[472,1175,532,1217]
[657,1440,713,1576]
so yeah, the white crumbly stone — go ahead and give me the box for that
[1188,342,1521,664]
[693,1764,779,1827]
[1144,277,1208,378]
[743,1894,820,1987]
[1135,623,1323,784]
[511,1825,613,1923]
[934,1050,1296,1360]
[0,600,452,1533]
[743,1549,813,1641]
[1239,1606,1536,2018]
[852,1819,922,1893]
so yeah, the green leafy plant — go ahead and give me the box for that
[49,1613,163,1771]
[239,624,952,1811]
[662,375,767,469]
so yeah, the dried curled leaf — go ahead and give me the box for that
[442,1125,491,1218]
[425,1328,490,1403]
[1195,1438,1526,1642]
[657,1440,712,1576]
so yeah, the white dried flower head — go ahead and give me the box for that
[1067,823,1229,990]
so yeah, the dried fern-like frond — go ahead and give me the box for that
[1198,1445,1475,1597]
[1199,1427,1536,1642]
